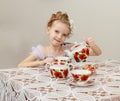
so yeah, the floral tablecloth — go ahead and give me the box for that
[0,59,120,101]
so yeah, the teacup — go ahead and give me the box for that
[71,69,91,81]
[49,65,69,78]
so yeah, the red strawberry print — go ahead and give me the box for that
[63,69,68,77]
[54,72,63,78]
[79,54,84,60]
[89,67,95,75]
[83,54,87,59]
[87,64,91,68]
[81,75,89,81]
[75,52,79,55]
[86,48,89,56]
[81,48,85,53]
[58,74,63,78]
[54,59,58,62]
[54,62,58,65]
[60,62,65,65]
[72,74,80,80]
[54,59,58,65]
[74,53,79,62]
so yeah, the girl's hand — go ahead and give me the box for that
[44,58,54,64]
[85,37,95,47]
[85,37,102,56]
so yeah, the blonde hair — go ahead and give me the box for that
[47,11,72,35]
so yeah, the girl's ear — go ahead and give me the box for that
[46,27,50,34]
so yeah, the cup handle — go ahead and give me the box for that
[68,63,74,70]
[45,62,51,71]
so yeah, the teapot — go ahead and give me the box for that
[65,41,89,62]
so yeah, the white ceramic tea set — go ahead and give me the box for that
[46,41,96,86]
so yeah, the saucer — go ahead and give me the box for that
[68,78,95,87]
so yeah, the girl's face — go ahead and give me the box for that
[47,21,70,46]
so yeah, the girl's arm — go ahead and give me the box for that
[18,55,54,68]
[86,37,102,56]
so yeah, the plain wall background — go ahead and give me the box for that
[0,0,120,68]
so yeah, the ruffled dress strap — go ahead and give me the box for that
[30,44,45,60]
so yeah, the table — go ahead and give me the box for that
[0,59,120,101]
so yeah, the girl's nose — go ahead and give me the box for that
[57,34,62,39]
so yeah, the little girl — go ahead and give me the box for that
[18,11,102,68]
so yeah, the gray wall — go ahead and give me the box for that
[0,0,120,68]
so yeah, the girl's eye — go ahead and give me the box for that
[63,34,68,37]
[55,30,59,33]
